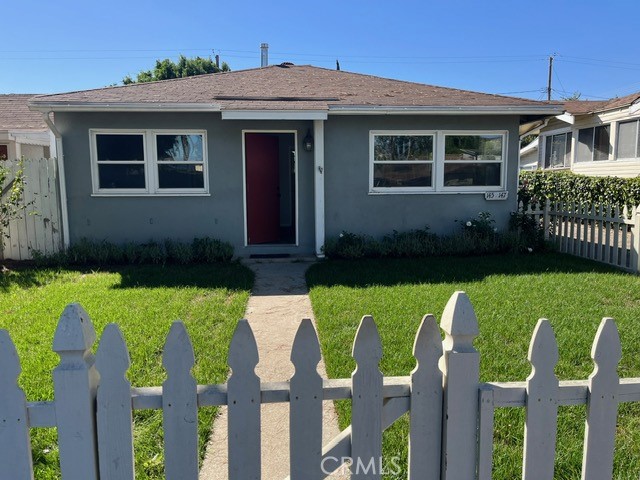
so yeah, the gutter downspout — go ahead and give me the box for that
[41,112,70,249]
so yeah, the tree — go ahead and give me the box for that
[123,55,230,84]
[561,92,582,101]
[0,159,28,244]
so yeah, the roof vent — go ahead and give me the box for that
[278,62,294,68]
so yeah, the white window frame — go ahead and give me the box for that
[540,127,572,169]
[615,118,640,161]
[90,129,209,196]
[369,130,508,194]
[369,130,436,193]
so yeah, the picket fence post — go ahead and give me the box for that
[440,291,480,480]
[632,206,640,273]
[0,330,34,479]
[52,304,100,480]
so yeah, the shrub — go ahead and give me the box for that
[323,212,547,260]
[30,237,234,267]
[165,239,193,264]
[192,237,234,263]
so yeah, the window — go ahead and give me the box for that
[443,134,503,187]
[576,125,610,162]
[543,132,572,168]
[155,134,205,190]
[372,134,434,190]
[0,144,7,160]
[617,119,640,160]
[370,130,506,193]
[91,130,208,195]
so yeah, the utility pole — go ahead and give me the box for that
[547,55,554,101]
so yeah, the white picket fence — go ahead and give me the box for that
[1,157,62,261]
[522,200,640,272]
[1,291,638,479]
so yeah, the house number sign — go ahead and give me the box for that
[484,191,509,201]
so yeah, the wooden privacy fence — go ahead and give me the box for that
[522,200,640,272]
[1,291,639,479]
[1,157,62,261]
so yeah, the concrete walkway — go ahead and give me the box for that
[199,260,344,479]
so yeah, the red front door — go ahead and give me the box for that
[245,133,280,244]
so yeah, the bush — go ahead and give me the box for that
[31,237,234,267]
[519,170,640,211]
[324,212,547,260]
[192,237,234,263]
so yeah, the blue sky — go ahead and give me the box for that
[2,0,639,101]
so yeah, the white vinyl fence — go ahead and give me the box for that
[522,200,640,272]
[1,157,62,261]
[1,291,638,479]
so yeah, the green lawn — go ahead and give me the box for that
[307,253,640,480]
[0,264,253,479]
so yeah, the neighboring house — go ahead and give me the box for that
[0,94,53,160]
[28,65,562,257]
[532,92,640,177]
[519,137,539,171]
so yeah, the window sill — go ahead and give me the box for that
[91,192,211,198]
[368,189,502,195]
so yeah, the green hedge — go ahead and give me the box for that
[519,170,640,210]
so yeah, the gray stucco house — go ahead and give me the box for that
[29,65,562,257]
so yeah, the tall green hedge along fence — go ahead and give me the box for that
[519,171,640,211]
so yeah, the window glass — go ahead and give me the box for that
[550,135,565,168]
[617,120,638,159]
[374,135,433,160]
[372,135,434,189]
[593,125,610,161]
[0,144,7,160]
[577,128,594,162]
[158,164,205,189]
[98,164,146,189]
[156,134,204,162]
[96,134,144,161]
[443,163,501,187]
[373,163,432,188]
[544,136,552,168]
[445,135,502,160]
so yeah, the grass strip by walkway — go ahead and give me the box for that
[0,263,253,479]
[307,253,640,480]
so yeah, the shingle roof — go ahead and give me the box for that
[30,64,560,111]
[563,91,640,115]
[0,94,47,129]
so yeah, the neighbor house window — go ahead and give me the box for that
[0,144,8,160]
[372,134,434,190]
[576,125,610,162]
[616,119,640,160]
[91,130,208,195]
[543,132,572,168]
[370,130,506,193]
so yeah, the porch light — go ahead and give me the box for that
[303,129,314,152]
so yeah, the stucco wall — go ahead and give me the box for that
[54,112,316,255]
[323,115,521,238]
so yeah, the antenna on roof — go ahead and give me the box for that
[336,59,340,71]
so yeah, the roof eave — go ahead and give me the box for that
[328,105,565,115]
[28,102,223,113]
